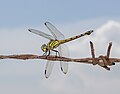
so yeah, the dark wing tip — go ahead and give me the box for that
[61,67,67,74]
[44,21,48,25]
[45,69,47,74]
[45,70,48,79]
[44,22,47,25]
[28,29,31,32]
[61,67,63,71]
[44,21,50,26]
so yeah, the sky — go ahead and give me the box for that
[0,0,120,94]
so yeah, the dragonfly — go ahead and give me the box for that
[28,22,93,78]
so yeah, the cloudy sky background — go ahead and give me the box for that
[0,0,120,94]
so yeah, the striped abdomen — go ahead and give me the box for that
[59,30,93,44]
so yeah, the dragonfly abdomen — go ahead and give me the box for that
[59,30,93,44]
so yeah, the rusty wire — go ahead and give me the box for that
[0,41,119,71]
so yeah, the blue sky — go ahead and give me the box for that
[0,0,120,27]
[0,0,120,94]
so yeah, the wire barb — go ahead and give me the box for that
[89,41,97,65]
[107,42,112,58]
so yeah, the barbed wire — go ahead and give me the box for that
[0,41,120,71]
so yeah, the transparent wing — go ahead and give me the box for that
[28,29,54,40]
[45,61,54,78]
[58,44,69,74]
[45,22,69,74]
[44,21,65,40]
[45,51,55,78]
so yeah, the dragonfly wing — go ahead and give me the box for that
[44,21,65,40]
[58,44,69,74]
[28,29,54,40]
[45,51,55,78]
[45,60,54,78]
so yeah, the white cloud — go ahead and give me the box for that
[0,19,120,94]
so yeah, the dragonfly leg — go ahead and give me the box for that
[43,52,47,56]
[47,50,50,56]
[42,51,51,59]
[52,50,60,57]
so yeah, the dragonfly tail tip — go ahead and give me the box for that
[91,30,94,32]
[86,30,94,35]
[89,30,94,33]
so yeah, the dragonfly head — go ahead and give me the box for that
[41,44,48,52]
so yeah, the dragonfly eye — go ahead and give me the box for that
[41,44,48,52]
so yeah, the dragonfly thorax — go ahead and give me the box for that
[47,40,60,50]
[41,40,60,53]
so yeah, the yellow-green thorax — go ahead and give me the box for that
[47,40,60,50]
[41,40,61,52]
